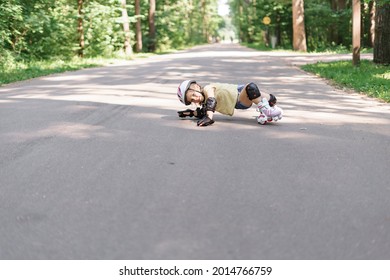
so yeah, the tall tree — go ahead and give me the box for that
[201,0,208,41]
[120,0,132,56]
[329,0,347,45]
[78,0,84,57]
[352,0,361,66]
[148,0,156,52]
[374,1,390,64]
[369,1,376,46]
[292,0,307,51]
[135,0,142,52]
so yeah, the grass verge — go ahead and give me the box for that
[0,57,107,86]
[301,60,390,102]
[0,51,175,86]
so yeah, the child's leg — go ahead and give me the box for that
[237,83,262,107]
[237,88,253,107]
[238,83,283,124]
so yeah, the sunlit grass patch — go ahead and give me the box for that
[302,60,390,102]
[0,57,104,85]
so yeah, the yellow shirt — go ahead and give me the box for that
[203,83,238,116]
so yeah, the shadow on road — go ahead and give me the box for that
[1,44,390,260]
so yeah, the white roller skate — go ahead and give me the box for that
[257,114,269,125]
[272,112,283,122]
[257,98,283,125]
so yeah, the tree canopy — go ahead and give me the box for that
[1,0,389,65]
[0,0,222,63]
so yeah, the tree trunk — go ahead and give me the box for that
[338,0,347,45]
[329,0,338,44]
[201,0,208,42]
[292,0,307,52]
[238,1,243,42]
[120,0,133,56]
[77,0,84,58]
[352,0,361,66]
[148,0,156,52]
[374,2,390,64]
[369,1,375,47]
[135,0,142,52]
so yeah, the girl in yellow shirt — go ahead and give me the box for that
[177,80,283,126]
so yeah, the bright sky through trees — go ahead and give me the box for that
[218,0,229,16]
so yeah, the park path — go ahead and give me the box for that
[1,43,389,259]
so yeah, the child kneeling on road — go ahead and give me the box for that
[176,80,283,126]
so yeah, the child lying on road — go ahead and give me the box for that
[176,80,283,126]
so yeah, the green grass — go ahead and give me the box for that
[0,57,106,85]
[0,52,172,86]
[301,60,390,102]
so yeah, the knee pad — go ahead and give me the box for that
[245,82,261,100]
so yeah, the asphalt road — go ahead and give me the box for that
[1,44,389,260]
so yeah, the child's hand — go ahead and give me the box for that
[177,109,194,118]
[197,116,214,126]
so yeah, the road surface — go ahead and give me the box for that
[1,44,389,259]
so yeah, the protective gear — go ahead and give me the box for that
[271,106,283,121]
[257,98,283,124]
[178,109,195,118]
[205,97,217,112]
[269,94,277,107]
[177,80,196,105]
[197,116,214,126]
[257,98,272,116]
[257,114,268,125]
[196,107,206,119]
[245,82,261,100]
[178,107,206,119]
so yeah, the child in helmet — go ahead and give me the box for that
[176,80,283,126]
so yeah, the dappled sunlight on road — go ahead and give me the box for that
[0,43,388,139]
[287,109,390,126]
[0,99,17,104]
[4,122,111,142]
[1,44,390,261]
[4,82,180,110]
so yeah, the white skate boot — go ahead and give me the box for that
[257,98,283,125]
[271,107,283,122]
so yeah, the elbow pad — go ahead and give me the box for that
[205,97,217,112]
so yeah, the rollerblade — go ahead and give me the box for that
[256,98,283,125]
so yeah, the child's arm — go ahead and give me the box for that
[197,85,216,126]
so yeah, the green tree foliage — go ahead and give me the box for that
[0,1,22,68]
[154,0,222,51]
[1,0,79,61]
[0,0,222,64]
[2,0,385,63]
[227,0,379,51]
[228,0,293,47]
